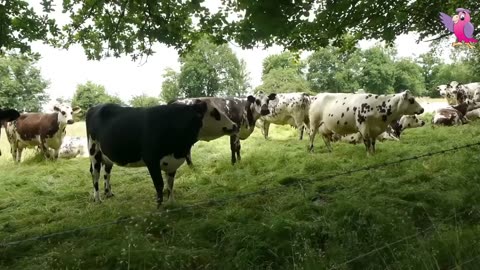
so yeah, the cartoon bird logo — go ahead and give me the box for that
[439,8,478,48]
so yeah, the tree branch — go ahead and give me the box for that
[422,33,450,42]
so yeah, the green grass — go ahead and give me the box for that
[2,119,480,269]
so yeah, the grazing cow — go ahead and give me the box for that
[0,109,20,156]
[308,90,424,154]
[255,92,311,140]
[4,104,81,162]
[58,136,89,159]
[86,102,237,206]
[432,99,480,126]
[172,94,274,165]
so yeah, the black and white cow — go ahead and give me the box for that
[256,92,311,140]
[308,90,424,154]
[171,94,275,165]
[0,108,20,156]
[86,101,237,207]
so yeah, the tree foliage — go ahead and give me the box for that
[393,58,425,96]
[163,37,249,99]
[262,52,304,76]
[5,1,480,59]
[0,53,49,111]
[256,68,310,94]
[71,81,124,119]
[129,94,160,107]
[160,68,181,103]
[307,47,362,93]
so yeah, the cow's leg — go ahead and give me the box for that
[145,162,164,208]
[321,134,333,152]
[308,120,321,152]
[371,138,377,154]
[39,137,51,159]
[89,141,102,203]
[262,121,271,140]
[230,135,237,164]
[52,148,60,159]
[166,171,176,203]
[103,162,114,198]
[185,149,194,167]
[236,139,241,162]
[16,146,23,163]
[293,114,305,140]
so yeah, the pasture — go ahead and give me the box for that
[2,108,480,269]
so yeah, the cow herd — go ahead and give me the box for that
[0,85,479,207]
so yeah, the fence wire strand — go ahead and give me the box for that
[2,141,480,268]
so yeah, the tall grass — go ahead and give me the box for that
[1,117,480,269]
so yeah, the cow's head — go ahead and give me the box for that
[192,99,238,138]
[437,85,447,97]
[253,92,278,116]
[392,115,425,138]
[399,90,424,115]
[0,109,20,123]
[53,104,81,125]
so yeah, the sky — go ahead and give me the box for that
[26,0,441,108]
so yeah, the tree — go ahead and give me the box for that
[160,68,181,103]
[393,58,426,96]
[306,46,362,93]
[359,47,396,94]
[262,52,304,76]
[9,1,480,60]
[417,52,443,97]
[71,81,124,119]
[129,94,159,107]
[0,53,49,111]
[255,68,310,94]
[177,37,249,98]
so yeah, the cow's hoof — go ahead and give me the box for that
[105,192,115,198]
[93,198,102,203]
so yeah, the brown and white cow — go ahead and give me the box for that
[432,99,480,126]
[4,104,81,162]
[171,94,274,165]
[0,108,20,156]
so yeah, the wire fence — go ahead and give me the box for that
[2,141,480,268]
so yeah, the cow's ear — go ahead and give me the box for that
[268,93,277,100]
[53,105,61,112]
[247,95,255,103]
[72,106,82,114]
[402,90,411,99]
[192,101,208,116]
[0,109,20,122]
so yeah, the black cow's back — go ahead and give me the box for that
[86,103,204,166]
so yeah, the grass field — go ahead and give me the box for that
[2,113,480,269]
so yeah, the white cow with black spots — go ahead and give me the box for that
[256,92,311,140]
[308,90,424,154]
